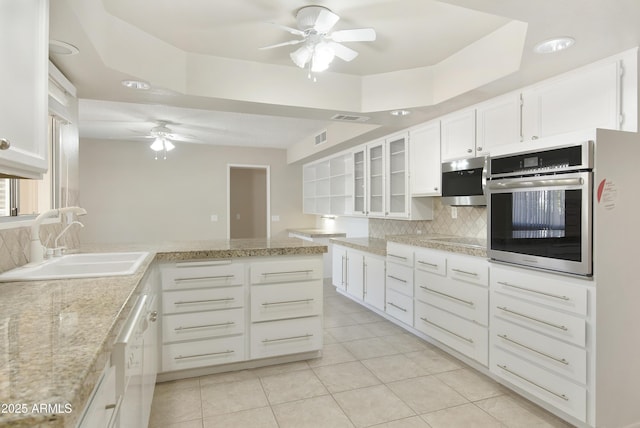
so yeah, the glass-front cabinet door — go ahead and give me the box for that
[386,133,409,217]
[352,149,366,215]
[367,141,385,217]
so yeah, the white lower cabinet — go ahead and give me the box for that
[332,244,386,312]
[489,264,590,425]
[249,256,323,360]
[163,335,246,371]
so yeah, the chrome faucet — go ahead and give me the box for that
[30,206,87,263]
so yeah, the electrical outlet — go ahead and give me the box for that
[272,215,280,222]
[451,206,458,219]
[210,214,218,222]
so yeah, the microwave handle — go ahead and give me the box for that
[487,177,584,190]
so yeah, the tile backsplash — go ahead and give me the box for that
[369,198,487,239]
[0,222,82,274]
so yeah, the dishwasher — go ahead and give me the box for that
[112,294,149,428]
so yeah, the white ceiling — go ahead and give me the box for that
[49,0,640,159]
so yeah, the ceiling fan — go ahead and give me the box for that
[260,5,376,78]
[143,120,201,159]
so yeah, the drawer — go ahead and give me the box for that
[492,293,586,347]
[491,318,586,384]
[250,316,322,359]
[414,248,447,276]
[386,243,414,267]
[250,257,322,284]
[415,300,488,366]
[162,335,245,372]
[415,270,488,326]
[163,308,245,343]
[491,266,588,316]
[163,286,244,314]
[492,347,586,423]
[386,262,414,297]
[385,288,413,326]
[448,255,488,287]
[251,281,323,322]
[161,261,245,290]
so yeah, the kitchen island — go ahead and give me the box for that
[0,238,326,428]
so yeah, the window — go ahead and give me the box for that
[0,115,61,218]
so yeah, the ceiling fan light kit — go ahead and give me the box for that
[261,5,376,80]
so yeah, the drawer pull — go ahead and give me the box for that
[496,306,568,331]
[174,298,235,305]
[451,268,478,277]
[419,286,474,307]
[387,302,408,312]
[175,350,234,360]
[262,333,313,343]
[261,269,313,276]
[388,253,408,261]
[417,260,438,268]
[420,317,473,343]
[175,321,235,331]
[497,334,569,365]
[387,275,407,283]
[175,275,235,282]
[498,281,570,301]
[262,298,314,306]
[497,364,569,401]
[176,260,232,268]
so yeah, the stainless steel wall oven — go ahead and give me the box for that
[487,142,593,276]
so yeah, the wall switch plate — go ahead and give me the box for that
[272,215,280,222]
[210,214,218,222]
[451,206,458,219]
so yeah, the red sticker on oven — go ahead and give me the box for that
[597,178,618,210]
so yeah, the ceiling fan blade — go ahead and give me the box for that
[259,39,304,50]
[270,22,305,36]
[314,8,340,33]
[330,28,377,42]
[328,42,359,62]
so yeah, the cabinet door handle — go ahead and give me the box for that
[387,275,407,283]
[451,268,478,277]
[420,317,473,343]
[0,138,10,150]
[175,350,234,360]
[262,333,313,343]
[497,334,569,365]
[477,146,483,151]
[419,286,474,307]
[497,364,569,401]
[467,148,473,153]
[496,306,568,331]
[417,260,438,268]
[174,298,235,305]
[498,281,570,301]
[262,269,313,276]
[387,302,407,312]
[261,298,314,306]
[175,321,235,331]
[175,275,234,282]
[106,396,123,428]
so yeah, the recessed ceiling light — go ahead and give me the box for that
[390,109,411,117]
[533,37,575,54]
[121,79,151,90]
[49,40,79,56]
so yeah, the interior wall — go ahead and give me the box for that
[230,167,267,239]
[78,139,315,244]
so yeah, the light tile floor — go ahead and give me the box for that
[150,281,574,428]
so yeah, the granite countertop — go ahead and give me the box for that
[332,235,487,258]
[0,238,327,428]
[287,228,347,239]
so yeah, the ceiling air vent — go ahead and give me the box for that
[331,114,370,123]
[314,130,327,145]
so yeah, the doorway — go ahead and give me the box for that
[228,165,270,239]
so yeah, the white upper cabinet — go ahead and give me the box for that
[475,92,521,156]
[440,108,476,161]
[385,133,409,217]
[409,121,441,197]
[367,140,386,217]
[521,51,635,141]
[0,0,49,179]
[352,148,366,216]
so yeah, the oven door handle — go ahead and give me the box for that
[487,177,583,190]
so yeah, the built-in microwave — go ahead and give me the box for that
[441,156,488,206]
[487,142,593,276]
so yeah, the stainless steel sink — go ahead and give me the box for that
[0,251,149,282]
